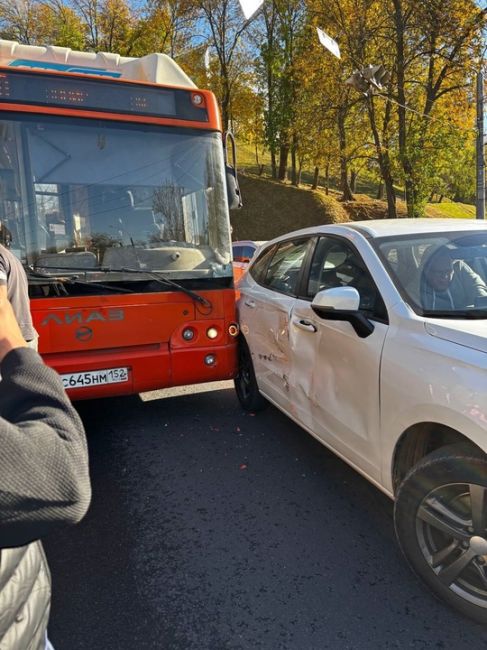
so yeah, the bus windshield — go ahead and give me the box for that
[0,114,232,280]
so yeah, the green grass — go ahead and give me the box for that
[425,200,476,219]
[237,141,477,221]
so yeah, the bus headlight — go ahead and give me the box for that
[206,327,219,339]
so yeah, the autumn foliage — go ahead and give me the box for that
[0,0,484,216]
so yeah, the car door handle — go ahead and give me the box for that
[293,319,317,333]
[244,299,256,308]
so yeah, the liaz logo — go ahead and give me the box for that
[41,309,125,327]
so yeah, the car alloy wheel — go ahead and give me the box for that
[395,446,487,624]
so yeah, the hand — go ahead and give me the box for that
[0,296,27,363]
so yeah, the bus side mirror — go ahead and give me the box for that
[223,131,243,210]
[226,165,242,210]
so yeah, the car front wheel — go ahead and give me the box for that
[394,446,487,624]
[234,337,267,412]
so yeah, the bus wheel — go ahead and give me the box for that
[234,338,267,412]
[394,446,487,625]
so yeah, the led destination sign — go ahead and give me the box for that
[0,69,208,121]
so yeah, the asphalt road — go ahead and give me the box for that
[45,382,487,650]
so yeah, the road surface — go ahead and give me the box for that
[45,382,487,649]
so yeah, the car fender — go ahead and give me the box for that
[380,320,487,493]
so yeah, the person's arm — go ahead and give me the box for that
[0,257,7,295]
[456,260,487,301]
[0,298,91,548]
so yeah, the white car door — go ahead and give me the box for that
[289,235,389,481]
[238,237,312,410]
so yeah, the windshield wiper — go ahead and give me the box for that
[29,269,133,294]
[422,309,487,320]
[30,265,212,308]
[105,267,213,308]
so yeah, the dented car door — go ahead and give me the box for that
[289,236,388,481]
[238,238,312,410]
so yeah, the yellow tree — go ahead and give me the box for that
[0,0,47,43]
[0,0,85,48]
[97,0,133,53]
[195,0,256,131]
[302,1,379,202]
[390,0,484,216]
[130,0,199,58]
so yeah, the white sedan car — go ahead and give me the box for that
[235,219,487,624]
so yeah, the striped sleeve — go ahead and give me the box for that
[0,254,7,285]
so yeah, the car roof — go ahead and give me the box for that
[262,219,487,245]
[232,240,267,247]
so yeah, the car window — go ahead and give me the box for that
[307,236,387,319]
[264,239,310,295]
[375,232,487,315]
[249,244,276,284]
[242,245,256,259]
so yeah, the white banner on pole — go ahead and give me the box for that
[317,27,341,59]
[238,0,264,20]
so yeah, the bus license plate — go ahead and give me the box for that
[61,367,129,389]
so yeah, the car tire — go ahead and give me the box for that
[234,337,267,412]
[394,445,487,624]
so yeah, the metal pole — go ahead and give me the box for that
[476,69,485,220]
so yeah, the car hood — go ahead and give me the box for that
[425,320,487,353]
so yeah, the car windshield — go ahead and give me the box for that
[0,114,232,280]
[374,230,487,316]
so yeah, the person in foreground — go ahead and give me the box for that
[0,296,91,650]
[0,230,38,350]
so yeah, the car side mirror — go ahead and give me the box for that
[223,131,243,210]
[311,287,375,339]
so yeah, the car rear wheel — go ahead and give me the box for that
[394,446,487,624]
[234,338,267,412]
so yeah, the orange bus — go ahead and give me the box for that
[0,40,241,399]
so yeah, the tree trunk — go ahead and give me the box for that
[271,149,277,179]
[278,143,289,181]
[338,108,354,201]
[404,175,416,217]
[350,170,357,193]
[312,166,320,190]
[377,182,384,200]
[291,148,297,186]
[392,0,415,218]
[325,163,330,195]
[367,96,397,218]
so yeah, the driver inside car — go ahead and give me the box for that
[420,246,487,310]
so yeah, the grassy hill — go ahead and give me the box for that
[231,174,349,241]
[231,172,477,242]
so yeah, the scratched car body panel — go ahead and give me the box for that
[235,219,487,623]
